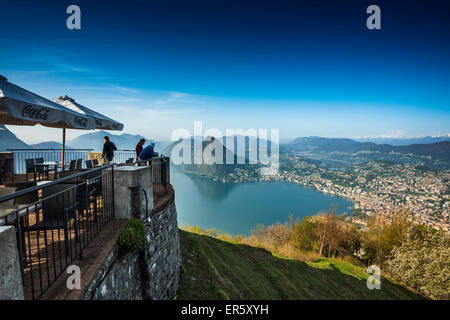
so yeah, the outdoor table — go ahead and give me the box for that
[31,162,66,180]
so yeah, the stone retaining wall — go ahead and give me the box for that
[82,197,181,300]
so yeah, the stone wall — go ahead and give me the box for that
[82,197,181,300]
[0,226,24,300]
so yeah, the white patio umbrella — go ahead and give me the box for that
[53,95,124,131]
[0,75,96,165]
[0,75,95,130]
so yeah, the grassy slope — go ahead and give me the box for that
[176,230,421,300]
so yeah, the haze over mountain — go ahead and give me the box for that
[163,135,277,165]
[2,125,449,170]
[163,135,279,179]
[31,141,64,149]
[282,136,450,158]
[0,125,31,151]
[354,135,450,146]
[67,131,170,151]
[281,136,450,169]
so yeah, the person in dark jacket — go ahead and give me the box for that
[138,141,158,161]
[135,138,145,161]
[102,136,117,164]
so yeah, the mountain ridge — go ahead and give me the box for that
[282,136,450,159]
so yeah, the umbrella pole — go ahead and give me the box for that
[62,128,66,172]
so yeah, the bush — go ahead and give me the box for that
[294,216,317,251]
[116,218,146,258]
[386,225,450,299]
[362,209,411,266]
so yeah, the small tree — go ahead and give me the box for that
[363,208,411,266]
[337,224,362,257]
[294,216,317,251]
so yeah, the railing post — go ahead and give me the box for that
[0,226,25,300]
[111,165,115,218]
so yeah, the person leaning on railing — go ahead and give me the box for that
[138,141,158,161]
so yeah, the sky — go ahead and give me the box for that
[0,0,449,144]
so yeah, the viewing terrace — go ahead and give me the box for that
[0,148,172,300]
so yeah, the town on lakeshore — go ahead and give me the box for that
[195,154,449,231]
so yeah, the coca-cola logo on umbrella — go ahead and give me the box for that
[111,122,122,129]
[22,105,50,120]
[74,116,88,128]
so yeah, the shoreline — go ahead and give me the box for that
[180,166,356,211]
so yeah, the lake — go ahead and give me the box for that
[171,166,354,235]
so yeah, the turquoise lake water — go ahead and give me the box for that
[171,166,353,235]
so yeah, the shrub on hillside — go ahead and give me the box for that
[386,225,450,299]
[116,218,146,258]
[362,209,411,266]
[294,216,317,251]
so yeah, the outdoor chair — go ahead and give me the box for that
[0,158,5,183]
[2,158,15,182]
[92,159,99,166]
[75,159,82,170]
[25,158,36,181]
[68,159,77,171]
[34,157,46,180]
[84,173,103,223]
[23,181,81,258]
[85,160,93,169]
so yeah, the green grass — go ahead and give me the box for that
[176,230,422,300]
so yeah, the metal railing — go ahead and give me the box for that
[7,149,92,174]
[113,150,136,164]
[0,164,115,300]
[122,156,171,205]
[6,149,136,174]
[0,156,171,299]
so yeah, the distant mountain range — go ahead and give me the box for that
[1,126,449,169]
[31,141,64,149]
[163,135,276,164]
[0,127,168,152]
[354,135,450,146]
[68,131,148,151]
[282,136,450,158]
[163,135,277,179]
[281,137,450,169]
[0,125,31,150]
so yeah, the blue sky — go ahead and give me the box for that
[1,0,449,143]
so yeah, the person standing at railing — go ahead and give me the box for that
[138,141,158,161]
[135,138,145,161]
[101,136,117,164]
